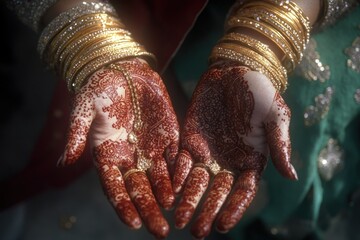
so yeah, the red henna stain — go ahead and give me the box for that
[173,150,193,194]
[216,170,260,232]
[125,172,169,239]
[94,154,140,229]
[65,58,179,238]
[175,62,275,236]
[191,172,234,239]
[175,167,210,229]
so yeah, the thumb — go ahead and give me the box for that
[58,94,95,166]
[264,92,298,180]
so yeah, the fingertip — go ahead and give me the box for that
[215,224,229,234]
[215,215,231,234]
[129,217,142,229]
[148,216,169,239]
[174,206,192,229]
[190,222,211,240]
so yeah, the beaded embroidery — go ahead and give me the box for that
[304,87,334,126]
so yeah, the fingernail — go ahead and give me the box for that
[131,217,142,229]
[290,165,298,180]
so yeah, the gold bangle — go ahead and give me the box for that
[45,13,121,64]
[210,44,286,92]
[220,32,285,73]
[60,30,130,76]
[227,16,296,72]
[216,42,287,91]
[219,33,288,89]
[70,47,155,92]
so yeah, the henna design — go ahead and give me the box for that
[264,93,297,179]
[174,61,295,238]
[126,172,169,239]
[175,167,210,229]
[191,171,234,239]
[61,58,179,238]
[216,170,260,232]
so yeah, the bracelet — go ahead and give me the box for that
[227,16,296,72]
[225,0,311,74]
[40,5,156,93]
[220,32,285,74]
[210,44,287,92]
[38,1,117,57]
[70,48,154,92]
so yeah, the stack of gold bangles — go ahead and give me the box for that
[210,0,311,93]
[38,1,155,92]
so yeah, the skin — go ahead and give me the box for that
[173,62,298,239]
[42,0,321,238]
[172,1,321,238]
[58,59,179,239]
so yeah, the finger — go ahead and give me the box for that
[216,170,260,233]
[148,155,175,210]
[164,141,179,176]
[174,167,210,229]
[190,171,234,239]
[58,94,95,166]
[125,172,169,239]
[96,162,141,229]
[264,92,298,180]
[172,149,193,194]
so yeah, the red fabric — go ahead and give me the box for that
[111,0,208,71]
[0,0,207,210]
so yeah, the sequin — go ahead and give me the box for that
[304,87,334,126]
[296,38,330,82]
[355,89,360,104]
[318,138,343,181]
[317,0,358,29]
[345,36,360,73]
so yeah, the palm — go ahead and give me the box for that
[59,59,179,239]
[173,62,297,239]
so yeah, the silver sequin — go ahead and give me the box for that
[345,36,360,73]
[297,38,331,82]
[354,89,360,104]
[304,87,334,126]
[317,0,358,29]
[318,138,344,181]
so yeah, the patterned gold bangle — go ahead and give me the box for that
[66,42,141,87]
[235,7,304,56]
[210,44,287,92]
[220,32,285,75]
[47,13,123,66]
[227,16,296,72]
[70,47,155,92]
[219,42,287,91]
[225,0,311,75]
[219,33,288,89]
[38,1,118,56]
[60,30,130,75]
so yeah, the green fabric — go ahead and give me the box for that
[262,6,360,228]
[171,2,360,238]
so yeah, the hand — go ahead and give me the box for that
[58,58,179,239]
[173,62,298,239]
